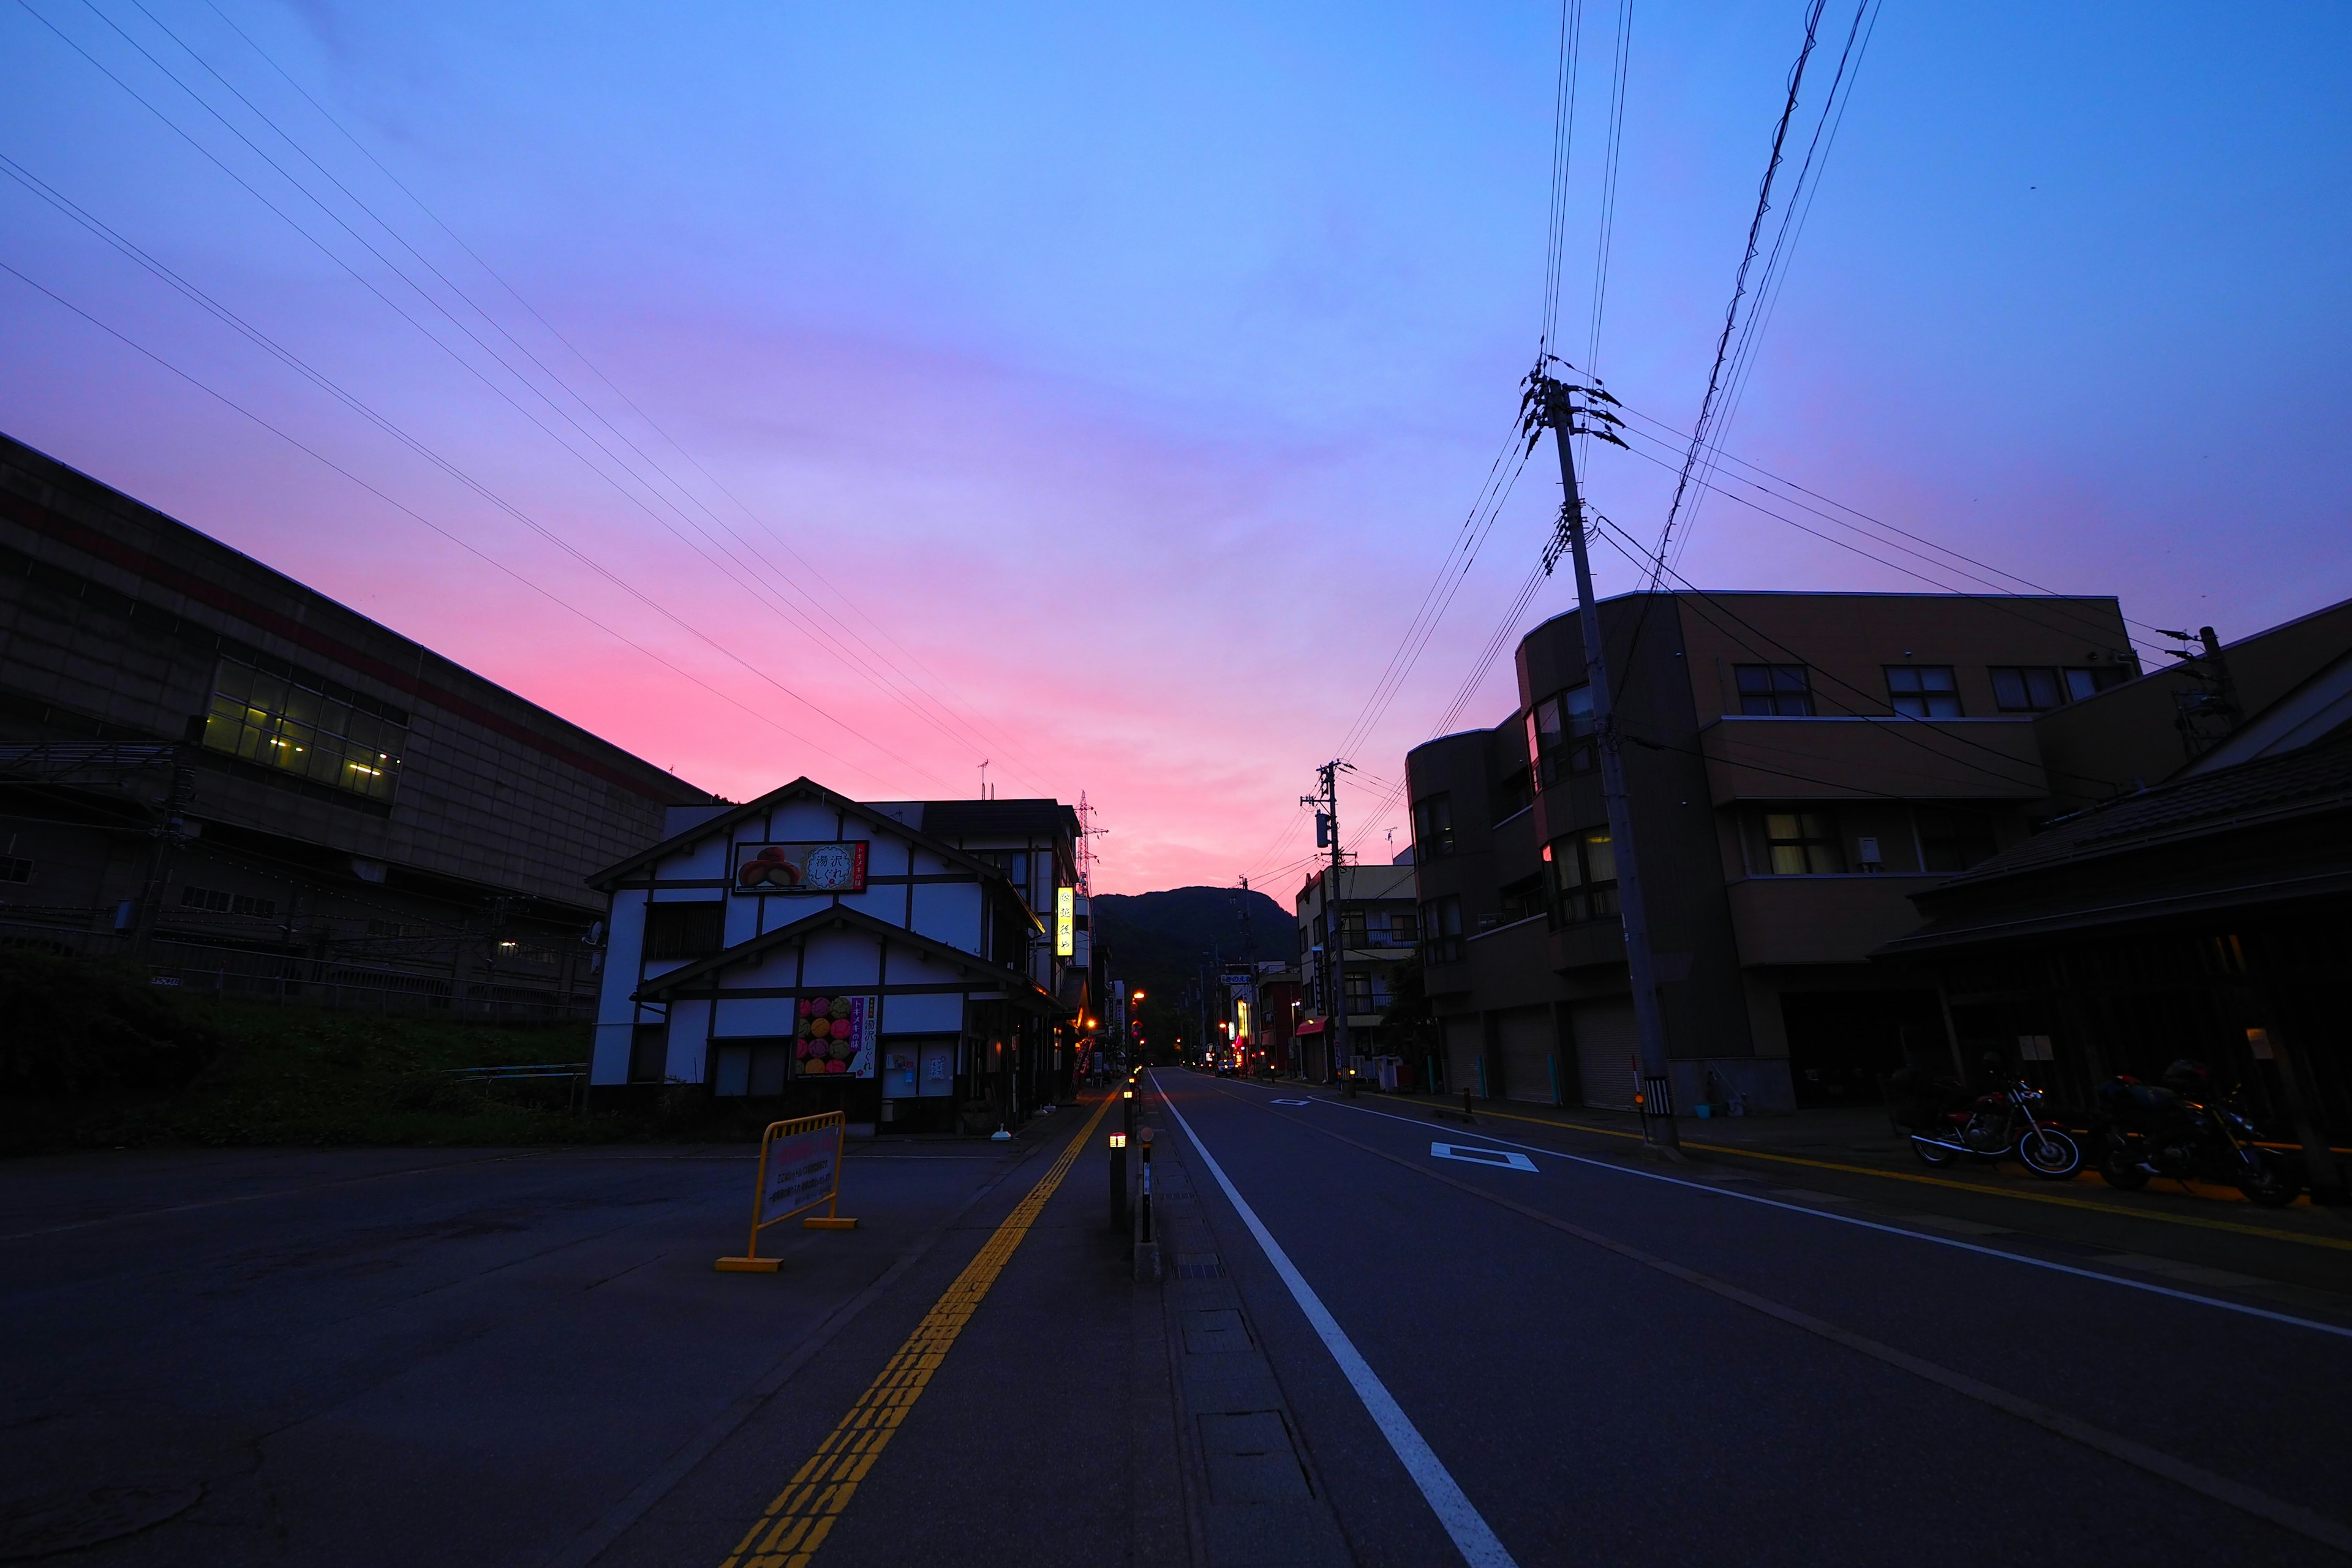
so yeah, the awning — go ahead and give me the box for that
[1294,1018,1327,1036]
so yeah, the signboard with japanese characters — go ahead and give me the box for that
[734,841,869,895]
[795,993,878,1079]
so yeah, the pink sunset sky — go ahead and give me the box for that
[4,2,2347,893]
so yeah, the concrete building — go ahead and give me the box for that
[0,433,708,1016]
[1293,858,1419,1082]
[1404,589,2149,1114]
[589,781,1084,1132]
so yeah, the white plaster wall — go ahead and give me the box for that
[832,885,900,924]
[882,992,963,1033]
[908,881,982,951]
[597,888,647,1028]
[665,1000,710,1080]
[590,1020,636,1085]
[884,948,963,987]
[769,800,839,840]
[865,834,911,876]
[802,929,883,988]
[715,997,800,1036]
[665,835,730,880]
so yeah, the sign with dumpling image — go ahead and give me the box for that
[794,993,878,1079]
[734,841,869,894]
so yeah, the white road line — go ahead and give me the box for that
[1262,1088,2352,1343]
[1154,1076,1519,1568]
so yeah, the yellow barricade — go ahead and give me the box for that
[715,1109,861,1273]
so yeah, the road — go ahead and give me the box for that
[4,1079,2348,1567]
[1146,1069,2352,1568]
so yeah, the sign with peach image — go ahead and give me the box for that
[734,840,869,894]
[795,993,877,1078]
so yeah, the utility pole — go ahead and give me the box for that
[1525,366,1679,1153]
[1238,875,1259,1074]
[1302,760,1352,1083]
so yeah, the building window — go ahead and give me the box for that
[179,884,277,918]
[1762,810,1845,875]
[1421,896,1463,963]
[1384,910,1417,945]
[1491,766,1534,821]
[1915,807,1999,872]
[643,901,725,960]
[1338,908,1366,946]
[202,652,408,802]
[1548,829,1618,924]
[1988,665,2129,712]
[1734,664,1814,717]
[1412,794,1455,858]
[1885,665,1961,718]
[1497,875,1546,925]
[0,856,29,884]
[1527,684,1597,787]
[1988,666,2065,712]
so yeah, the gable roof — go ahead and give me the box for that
[631,901,1064,1013]
[590,775,1007,892]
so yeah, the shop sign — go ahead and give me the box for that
[796,993,878,1078]
[735,841,868,894]
[1055,885,1074,957]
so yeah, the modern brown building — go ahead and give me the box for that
[1404,589,2147,1114]
[0,432,712,1016]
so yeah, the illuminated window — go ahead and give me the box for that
[1528,684,1596,786]
[1762,811,1845,875]
[1549,829,1618,924]
[201,653,407,802]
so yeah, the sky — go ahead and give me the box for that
[4,1,2348,894]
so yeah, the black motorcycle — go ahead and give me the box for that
[1889,1065,2082,1180]
[2092,1067,2301,1209]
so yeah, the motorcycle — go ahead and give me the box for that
[2092,1066,2301,1209]
[1890,1065,2082,1180]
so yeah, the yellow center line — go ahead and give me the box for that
[717,1093,1115,1568]
[1403,1098,2352,1255]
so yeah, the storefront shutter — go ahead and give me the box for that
[1495,1006,1560,1104]
[1573,999,1641,1110]
[1444,1016,1485,1099]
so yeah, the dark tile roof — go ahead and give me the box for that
[1926,732,2352,894]
[920,799,1076,839]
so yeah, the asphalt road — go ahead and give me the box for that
[8,1082,2348,1568]
[1148,1069,2352,1568]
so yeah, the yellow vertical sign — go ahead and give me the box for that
[1055,886,1074,957]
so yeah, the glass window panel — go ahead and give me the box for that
[2064,668,2099,701]
[212,662,252,702]
[1581,829,1615,885]
[1770,845,1810,875]
[247,673,288,713]
[1563,684,1594,735]
[2026,668,2064,708]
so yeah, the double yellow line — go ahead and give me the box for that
[718,1093,1115,1568]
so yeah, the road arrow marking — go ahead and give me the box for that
[1270,1098,1312,1106]
[1431,1143,1537,1172]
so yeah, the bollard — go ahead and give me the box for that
[1108,1131,1129,1233]
[1133,1126,1159,1281]
[1463,1088,1475,1124]
[1122,1084,1136,1145]
[1345,1066,1358,1099]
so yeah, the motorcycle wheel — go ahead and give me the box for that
[1910,1136,1961,1167]
[2098,1143,2150,1191]
[2018,1128,2082,1180]
[2237,1152,2301,1210]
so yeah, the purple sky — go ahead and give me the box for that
[4,2,2348,892]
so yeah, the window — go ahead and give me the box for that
[1885,665,1961,718]
[0,856,29,884]
[1498,875,1546,925]
[1412,794,1455,858]
[1988,666,2064,712]
[1491,766,1534,821]
[1338,908,1366,946]
[1548,829,1619,924]
[1385,910,1418,945]
[1989,665,2130,712]
[1420,897,1464,963]
[179,885,277,918]
[201,652,408,802]
[1762,811,1845,875]
[1915,807,1999,873]
[1734,665,1814,717]
[1526,684,1597,787]
[643,901,725,960]
[1343,973,1376,1015]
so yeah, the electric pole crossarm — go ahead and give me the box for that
[1530,368,1681,1152]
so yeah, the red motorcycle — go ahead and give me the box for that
[1890,1066,2082,1180]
